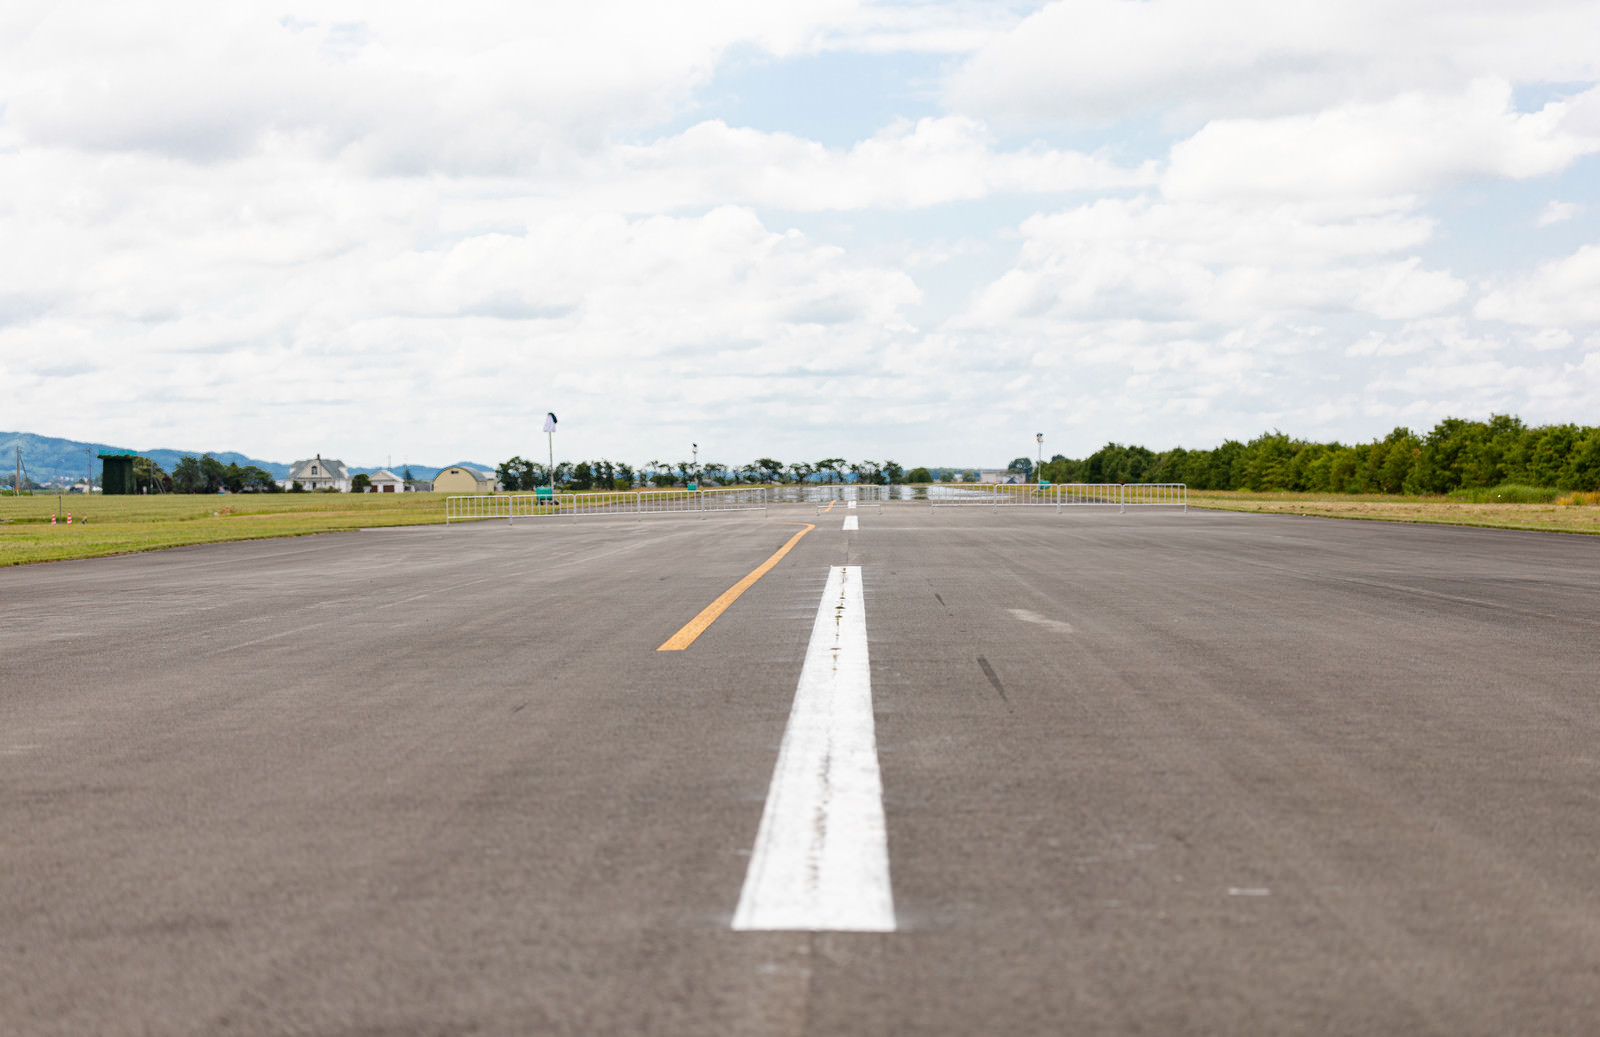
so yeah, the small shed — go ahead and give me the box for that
[367,469,405,493]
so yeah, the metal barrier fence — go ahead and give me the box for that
[445,487,769,524]
[444,495,512,523]
[446,482,1184,523]
[774,484,1046,503]
[815,500,882,512]
[1117,483,1188,510]
[768,484,895,503]
[929,483,1186,512]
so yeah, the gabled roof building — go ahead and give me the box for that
[287,455,351,492]
[367,469,406,493]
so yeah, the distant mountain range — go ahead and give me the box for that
[0,431,486,488]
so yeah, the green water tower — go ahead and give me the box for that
[98,452,138,495]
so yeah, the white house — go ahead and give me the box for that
[286,455,351,492]
[367,469,405,493]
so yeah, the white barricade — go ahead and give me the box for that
[447,482,1185,524]
[444,495,510,523]
[815,500,882,512]
[1119,483,1188,510]
[930,483,1187,513]
[446,487,768,524]
[769,484,893,504]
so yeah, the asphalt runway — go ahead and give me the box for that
[3,504,1599,1035]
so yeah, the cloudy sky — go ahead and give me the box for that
[3,1,1599,470]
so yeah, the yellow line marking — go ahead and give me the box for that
[657,524,816,651]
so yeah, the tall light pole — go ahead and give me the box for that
[1036,432,1044,484]
[691,443,698,487]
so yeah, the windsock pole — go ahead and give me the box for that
[543,412,558,499]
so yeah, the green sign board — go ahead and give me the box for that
[535,487,553,499]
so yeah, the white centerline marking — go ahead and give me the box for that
[842,516,859,530]
[732,565,894,932]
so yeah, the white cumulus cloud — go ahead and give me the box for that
[946,0,1600,126]
[961,196,1464,327]
[1,1,873,171]
[1476,244,1600,326]
[3,0,1599,465]
[1163,81,1600,205]
[581,117,1155,212]
[1538,201,1584,226]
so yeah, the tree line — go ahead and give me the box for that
[1039,415,1600,494]
[496,456,912,491]
[131,455,343,493]
[133,455,282,493]
[116,415,1600,496]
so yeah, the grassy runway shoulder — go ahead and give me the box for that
[6,488,1600,566]
[0,493,451,566]
[1190,490,1600,535]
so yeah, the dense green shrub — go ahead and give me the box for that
[1043,416,1600,496]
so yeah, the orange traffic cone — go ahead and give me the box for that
[66,511,72,525]
[51,513,57,525]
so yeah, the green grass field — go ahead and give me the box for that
[1188,490,1600,535]
[5,487,1599,566]
[0,492,450,566]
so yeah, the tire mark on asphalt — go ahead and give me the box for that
[976,655,1011,709]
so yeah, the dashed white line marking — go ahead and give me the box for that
[842,516,859,530]
[732,565,894,932]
